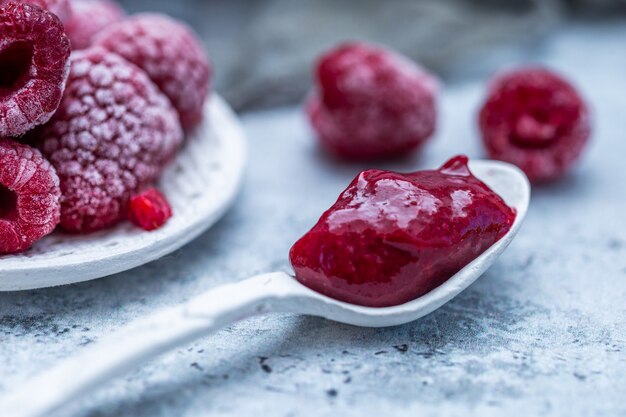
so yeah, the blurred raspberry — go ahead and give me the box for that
[128,188,172,231]
[479,67,591,182]
[307,42,438,160]
[0,138,61,254]
[37,47,183,233]
[65,0,124,50]
[0,2,70,137]
[94,13,212,130]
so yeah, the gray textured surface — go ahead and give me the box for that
[121,0,562,109]
[1,23,625,417]
[117,0,626,110]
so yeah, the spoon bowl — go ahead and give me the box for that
[286,158,531,327]
[0,159,530,417]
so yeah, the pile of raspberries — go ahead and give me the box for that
[0,0,211,254]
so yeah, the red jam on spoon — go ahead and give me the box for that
[289,155,516,307]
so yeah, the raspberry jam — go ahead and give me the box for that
[289,156,516,307]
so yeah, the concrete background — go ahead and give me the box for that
[0,16,625,417]
[119,0,625,110]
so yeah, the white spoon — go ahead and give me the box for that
[0,159,530,417]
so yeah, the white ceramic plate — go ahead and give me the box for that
[0,95,247,291]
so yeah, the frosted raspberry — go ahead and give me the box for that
[307,42,438,160]
[128,188,172,231]
[65,0,124,50]
[37,47,183,233]
[479,67,591,182]
[0,138,61,254]
[94,13,212,130]
[0,0,72,23]
[0,3,71,138]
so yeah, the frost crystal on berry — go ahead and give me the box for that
[0,3,71,137]
[0,0,72,22]
[37,47,183,233]
[307,42,438,160]
[479,67,591,182]
[95,13,212,130]
[0,138,61,254]
[65,0,125,50]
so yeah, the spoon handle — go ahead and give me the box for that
[0,272,301,417]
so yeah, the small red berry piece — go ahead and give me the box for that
[37,47,183,233]
[0,138,61,254]
[289,155,516,307]
[65,0,124,50]
[0,3,71,138]
[479,67,591,182]
[0,0,72,23]
[94,13,212,130]
[307,42,438,160]
[128,188,172,231]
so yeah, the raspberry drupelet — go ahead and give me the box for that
[0,3,71,137]
[307,42,438,160]
[65,0,125,50]
[37,47,183,233]
[94,13,212,130]
[479,67,591,182]
[0,138,61,254]
[128,188,172,231]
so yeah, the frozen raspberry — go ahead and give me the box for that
[0,3,71,138]
[0,138,61,254]
[65,0,124,50]
[37,47,183,233]
[0,0,72,23]
[94,13,212,130]
[307,42,438,160]
[128,188,172,231]
[479,67,591,182]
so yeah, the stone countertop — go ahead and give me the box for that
[0,22,625,417]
